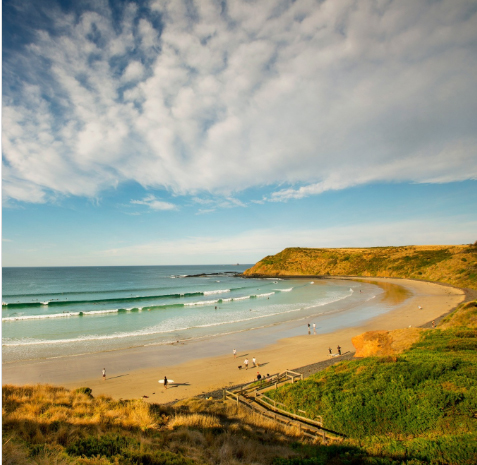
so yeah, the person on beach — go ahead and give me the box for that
[307,323,311,334]
[328,347,332,355]
[337,345,342,356]
[163,376,168,389]
[432,320,435,328]
[252,357,257,367]
[102,368,106,381]
[313,323,316,334]
[233,348,237,358]
[256,372,262,381]
[244,358,249,370]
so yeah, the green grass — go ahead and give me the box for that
[266,318,477,464]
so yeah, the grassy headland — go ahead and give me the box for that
[244,243,477,290]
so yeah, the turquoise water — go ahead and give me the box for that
[2,266,382,362]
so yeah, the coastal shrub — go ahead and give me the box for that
[66,434,136,458]
[266,322,477,464]
[74,387,93,398]
[124,450,197,465]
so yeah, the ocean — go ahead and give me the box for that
[2,265,388,363]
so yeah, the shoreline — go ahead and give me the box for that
[2,277,465,403]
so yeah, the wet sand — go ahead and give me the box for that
[2,278,465,403]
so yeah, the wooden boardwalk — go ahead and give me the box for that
[223,370,345,443]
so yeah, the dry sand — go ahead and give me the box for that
[2,278,465,403]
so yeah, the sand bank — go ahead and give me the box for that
[2,278,465,403]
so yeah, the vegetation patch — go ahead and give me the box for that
[266,305,477,464]
[244,243,477,290]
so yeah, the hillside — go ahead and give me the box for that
[267,299,477,465]
[244,243,477,290]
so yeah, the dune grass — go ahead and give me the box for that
[2,385,308,465]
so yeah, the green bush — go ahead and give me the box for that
[66,434,136,458]
[268,326,477,464]
[74,387,93,397]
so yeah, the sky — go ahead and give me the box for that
[2,0,477,267]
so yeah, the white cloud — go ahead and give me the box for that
[122,61,145,82]
[191,195,246,213]
[3,0,477,204]
[130,194,177,210]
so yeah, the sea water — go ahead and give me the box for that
[2,265,387,362]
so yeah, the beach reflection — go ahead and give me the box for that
[354,280,412,305]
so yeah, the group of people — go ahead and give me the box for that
[328,345,342,356]
[242,356,259,369]
[307,323,317,334]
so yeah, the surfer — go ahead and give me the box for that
[102,368,106,381]
[164,376,168,389]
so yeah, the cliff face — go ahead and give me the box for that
[244,244,477,290]
[352,328,423,358]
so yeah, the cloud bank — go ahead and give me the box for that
[3,0,477,204]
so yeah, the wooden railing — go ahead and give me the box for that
[256,393,323,427]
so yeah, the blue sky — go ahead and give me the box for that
[2,0,477,266]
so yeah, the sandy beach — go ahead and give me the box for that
[2,277,465,403]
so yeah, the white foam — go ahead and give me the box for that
[3,312,80,321]
[255,292,275,298]
[86,309,119,316]
[203,289,230,295]
[275,288,293,292]
[3,307,124,322]
[184,299,220,306]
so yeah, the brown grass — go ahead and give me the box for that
[439,300,477,329]
[3,384,309,465]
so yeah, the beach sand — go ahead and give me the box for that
[2,278,465,403]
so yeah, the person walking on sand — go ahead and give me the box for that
[337,345,341,356]
[102,368,106,381]
[163,376,168,389]
[244,358,249,370]
[328,347,332,355]
[313,323,316,334]
[252,357,257,367]
[233,348,237,358]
